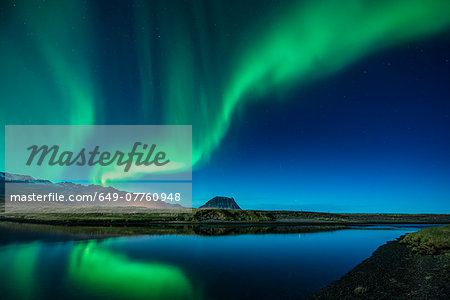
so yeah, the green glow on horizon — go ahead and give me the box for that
[1,0,450,178]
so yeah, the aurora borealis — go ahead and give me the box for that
[1,0,450,212]
[0,239,199,300]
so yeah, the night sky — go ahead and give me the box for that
[1,0,449,212]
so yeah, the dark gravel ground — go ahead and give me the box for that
[309,237,450,299]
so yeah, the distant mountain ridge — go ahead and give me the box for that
[1,172,181,209]
[200,196,241,210]
[1,172,50,183]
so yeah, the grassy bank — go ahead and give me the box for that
[310,225,450,299]
[401,225,450,254]
[1,206,450,226]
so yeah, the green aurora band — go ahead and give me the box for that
[68,240,198,300]
[1,0,450,176]
[0,240,199,299]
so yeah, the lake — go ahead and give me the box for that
[0,224,434,299]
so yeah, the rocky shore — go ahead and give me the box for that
[310,226,450,299]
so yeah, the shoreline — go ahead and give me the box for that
[1,209,449,227]
[309,231,450,299]
[1,217,449,227]
[2,215,449,298]
[0,221,349,239]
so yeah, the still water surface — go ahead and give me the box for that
[0,224,432,299]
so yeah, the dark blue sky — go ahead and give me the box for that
[193,34,450,213]
[2,0,449,213]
